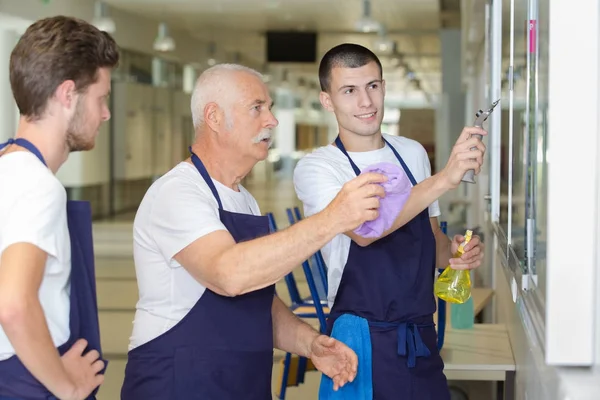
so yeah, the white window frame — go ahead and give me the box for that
[544,0,598,366]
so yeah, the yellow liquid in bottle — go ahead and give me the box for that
[434,230,473,304]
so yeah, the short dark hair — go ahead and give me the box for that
[318,43,383,92]
[10,16,120,121]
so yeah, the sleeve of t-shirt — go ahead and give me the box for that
[418,143,441,218]
[293,157,344,218]
[149,176,227,263]
[1,175,65,264]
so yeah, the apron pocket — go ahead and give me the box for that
[173,346,273,400]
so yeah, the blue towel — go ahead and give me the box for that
[318,314,373,400]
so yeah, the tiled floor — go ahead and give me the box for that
[92,176,494,399]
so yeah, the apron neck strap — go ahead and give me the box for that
[0,138,47,167]
[189,146,223,210]
[382,138,418,186]
[334,135,418,186]
[334,136,361,176]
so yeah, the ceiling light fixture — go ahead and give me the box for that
[207,41,217,66]
[355,0,381,33]
[92,1,116,33]
[372,25,394,54]
[153,22,175,52]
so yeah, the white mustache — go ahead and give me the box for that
[252,130,272,144]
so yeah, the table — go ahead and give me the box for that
[441,324,516,400]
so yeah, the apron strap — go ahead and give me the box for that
[369,320,433,368]
[334,136,361,176]
[382,138,418,186]
[189,146,223,210]
[0,138,47,167]
[334,135,418,186]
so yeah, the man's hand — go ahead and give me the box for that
[440,127,488,189]
[323,172,387,233]
[59,339,105,400]
[449,234,484,270]
[309,335,358,391]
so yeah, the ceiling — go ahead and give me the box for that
[103,0,449,32]
[103,0,464,98]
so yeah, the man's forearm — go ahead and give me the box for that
[216,212,338,295]
[271,296,319,357]
[434,229,453,268]
[0,299,74,397]
[350,174,451,246]
[179,172,384,296]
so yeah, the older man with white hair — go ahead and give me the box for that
[120,64,389,399]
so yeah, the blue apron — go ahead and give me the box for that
[325,136,450,399]
[121,149,275,400]
[0,138,106,400]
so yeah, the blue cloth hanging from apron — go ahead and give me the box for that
[121,148,275,400]
[0,138,106,400]
[318,314,373,400]
[319,136,450,400]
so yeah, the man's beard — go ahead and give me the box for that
[66,99,93,152]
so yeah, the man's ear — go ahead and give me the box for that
[54,80,77,111]
[319,91,334,112]
[204,102,221,132]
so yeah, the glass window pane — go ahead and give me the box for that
[499,2,513,238]
[533,0,548,298]
[510,0,529,267]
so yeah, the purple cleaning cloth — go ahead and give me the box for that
[353,162,412,238]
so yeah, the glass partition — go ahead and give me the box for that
[509,0,528,266]
[533,0,548,299]
[496,0,548,341]
[499,2,511,239]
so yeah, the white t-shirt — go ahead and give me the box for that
[293,134,441,308]
[0,152,71,361]
[129,161,261,350]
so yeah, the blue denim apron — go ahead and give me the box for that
[120,149,275,400]
[326,136,450,399]
[0,138,106,400]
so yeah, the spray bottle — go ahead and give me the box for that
[462,99,501,183]
[434,230,473,304]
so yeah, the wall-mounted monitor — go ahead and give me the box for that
[266,31,318,63]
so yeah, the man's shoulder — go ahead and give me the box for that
[141,163,215,209]
[134,163,220,232]
[383,134,427,153]
[2,158,65,202]
[293,146,352,198]
[296,145,345,172]
[0,156,66,234]
[383,134,429,166]
[155,162,208,191]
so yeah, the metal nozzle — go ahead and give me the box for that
[462,99,501,184]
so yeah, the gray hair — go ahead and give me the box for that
[191,63,264,129]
